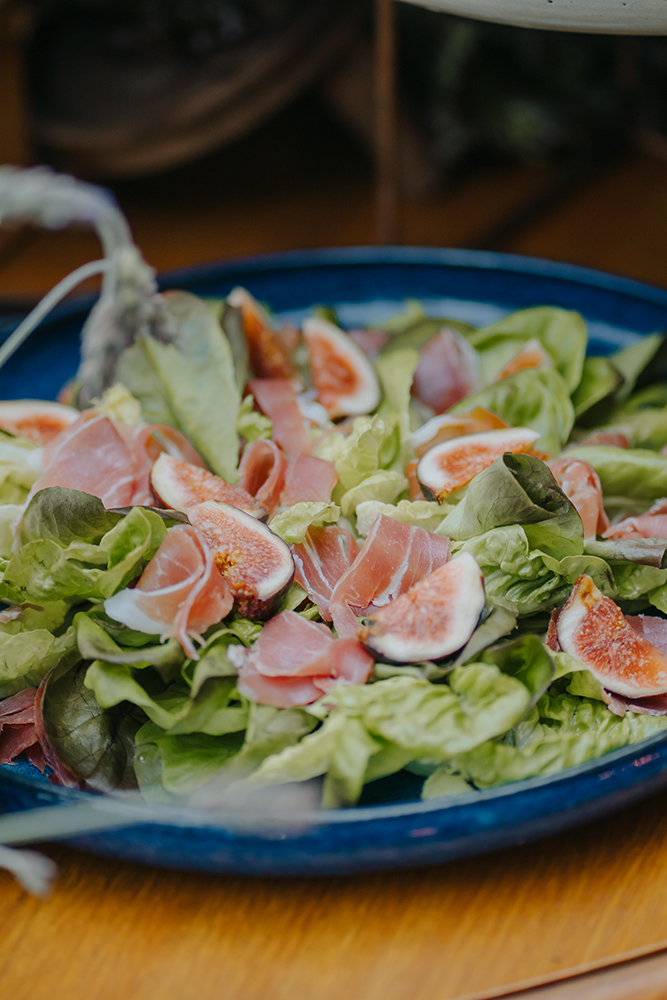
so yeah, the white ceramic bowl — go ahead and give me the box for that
[397,0,667,34]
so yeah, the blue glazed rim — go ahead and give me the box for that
[2,245,667,875]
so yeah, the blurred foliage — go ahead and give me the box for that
[397,6,632,169]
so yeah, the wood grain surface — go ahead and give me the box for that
[3,120,667,998]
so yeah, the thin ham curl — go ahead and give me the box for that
[0,687,45,771]
[281,453,338,505]
[330,514,451,637]
[248,379,309,456]
[35,409,208,509]
[230,610,372,708]
[293,526,359,620]
[603,498,667,540]
[549,458,610,539]
[238,439,287,517]
[104,524,233,658]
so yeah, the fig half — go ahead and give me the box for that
[417,426,540,501]
[303,316,380,418]
[410,407,508,459]
[188,499,294,619]
[0,399,79,444]
[557,574,667,698]
[359,552,485,662]
[151,453,265,518]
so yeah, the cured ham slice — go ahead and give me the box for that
[293,526,360,620]
[151,453,265,517]
[412,328,481,415]
[228,287,296,380]
[281,453,338,505]
[0,687,45,771]
[577,431,629,449]
[557,575,667,698]
[32,411,139,508]
[104,524,233,658]
[348,328,390,359]
[549,458,610,539]
[329,514,451,637]
[603,499,667,540]
[248,379,310,456]
[238,439,287,517]
[230,610,372,708]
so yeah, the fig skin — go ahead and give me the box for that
[187,500,294,620]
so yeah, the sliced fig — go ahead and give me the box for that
[151,453,265,518]
[411,407,508,459]
[417,427,540,501]
[227,286,296,380]
[412,328,481,415]
[359,552,485,662]
[302,316,380,418]
[495,339,553,381]
[0,399,79,444]
[557,574,667,698]
[187,500,294,619]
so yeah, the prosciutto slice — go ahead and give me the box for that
[238,439,287,517]
[0,687,45,771]
[329,514,451,637]
[549,458,610,539]
[281,453,338,505]
[248,379,310,456]
[293,526,360,620]
[603,499,667,540]
[412,329,481,415]
[230,610,372,708]
[104,524,233,658]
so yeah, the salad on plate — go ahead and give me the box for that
[1,167,667,812]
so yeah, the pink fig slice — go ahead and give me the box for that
[359,552,485,662]
[417,426,540,501]
[557,574,667,698]
[151,453,265,518]
[188,500,294,619]
[303,316,380,418]
[0,399,79,444]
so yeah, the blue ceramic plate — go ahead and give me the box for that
[2,246,667,877]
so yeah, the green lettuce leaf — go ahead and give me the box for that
[376,301,474,353]
[39,659,141,792]
[269,501,340,544]
[0,432,42,505]
[375,348,420,470]
[135,723,245,795]
[339,471,408,518]
[0,504,23,559]
[448,690,667,789]
[0,490,168,605]
[118,291,241,481]
[467,307,587,392]
[330,415,397,494]
[0,602,78,698]
[449,367,574,456]
[571,356,622,418]
[75,611,184,680]
[236,393,272,443]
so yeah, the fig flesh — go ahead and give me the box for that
[417,426,540,501]
[557,574,667,698]
[303,316,380,418]
[411,407,508,459]
[495,339,553,381]
[227,286,295,381]
[187,500,294,619]
[0,399,79,444]
[359,552,485,662]
[151,453,265,518]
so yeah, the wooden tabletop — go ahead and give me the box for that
[3,114,667,998]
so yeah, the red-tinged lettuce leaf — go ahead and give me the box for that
[35,661,142,792]
[0,687,44,770]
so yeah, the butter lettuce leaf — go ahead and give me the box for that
[449,367,574,456]
[269,501,340,544]
[0,602,78,698]
[565,445,667,502]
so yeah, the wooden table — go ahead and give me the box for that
[4,133,667,999]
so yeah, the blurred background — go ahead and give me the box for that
[2,0,667,303]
